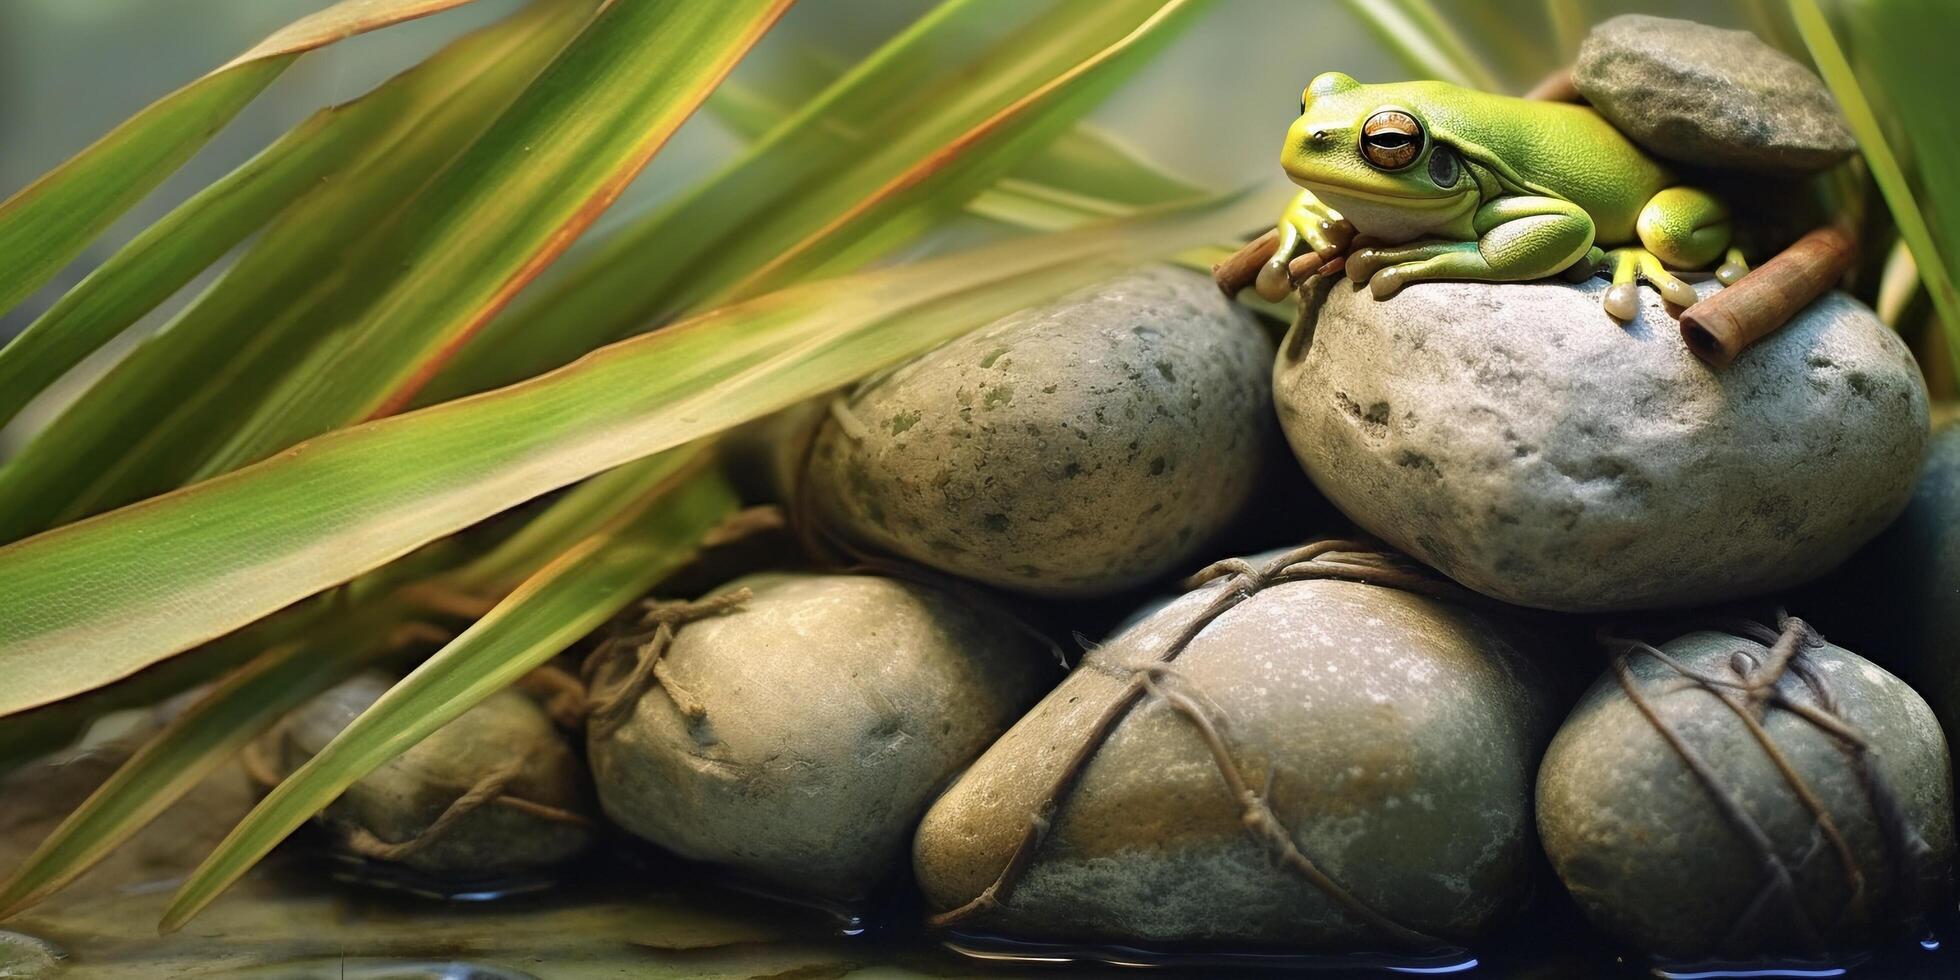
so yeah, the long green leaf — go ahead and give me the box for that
[0,616,392,920]
[0,0,487,320]
[1791,0,1960,378]
[161,454,738,931]
[421,0,1211,404]
[0,0,599,543]
[1340,0,1486,86]
[0,4,553,434]
[196,0,794,473]
[0,199,1246,718]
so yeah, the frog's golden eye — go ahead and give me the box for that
[1360,110,1423,170]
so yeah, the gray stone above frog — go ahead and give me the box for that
[1273,277,1927,613]
[1575,14,1856,174]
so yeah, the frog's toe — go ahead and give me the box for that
[1367,265,1409,299]
[1603,283,1640,320]
[1715,246,1749,286]
[1649,268,1699,308]
[1345,247,1389,284]
[1255,258,1295,302]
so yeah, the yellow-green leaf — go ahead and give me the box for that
[0,0,600,543]
[0,0,487,320]
[422,0,1213,403]
[0,199,1245,718]
[196,0,796,474]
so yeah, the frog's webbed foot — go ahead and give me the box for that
[1257,189,1354,301]
[1601,246,1699,320]
[1715,246,1749,286]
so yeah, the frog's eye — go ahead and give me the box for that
[1360,110,1422,170]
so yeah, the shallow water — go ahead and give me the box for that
[11,832,1957,979]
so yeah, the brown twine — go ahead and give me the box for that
[928,539,1497,949]
[1601,614,1936,955]
[580,589,753,741]
[244,723,590,864]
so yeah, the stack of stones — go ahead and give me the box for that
[260,14,1960,969]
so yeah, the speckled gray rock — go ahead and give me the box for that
[803,266,1276,597]
[265,674,593,876]
[1575,14,1855,173]
[1274,278,1928,612]
[913,565,1554,947]
[588,572,1053,901]
[1538,627,1953,958]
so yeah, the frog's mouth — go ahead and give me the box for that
[1299,178,1471,209]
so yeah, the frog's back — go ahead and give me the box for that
[1385,81,1672,242]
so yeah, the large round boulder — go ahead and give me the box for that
[913,546,1555,948]
[802,266,1276,598]
[1274,278,1927,612]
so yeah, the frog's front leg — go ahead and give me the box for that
[1345,195,1595,299]
[1256,188,1354,301]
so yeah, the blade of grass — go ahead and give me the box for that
[708,73,1205,233]
[0,5,553,434]
[1545,0,1588,62]
[0,614,393,920]
[1341,0,1484,87]
[195,0,795,472]
[420,0,1212,404]
[162,451,736,931]
[0,199,1246,718]
[0,0,487,320]
[0,0,600,543]
[1391,0,1508,92]
[1791,0,1960,378]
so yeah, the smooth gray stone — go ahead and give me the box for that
[272,674,593,876]
[1538,628,1954,958]
[588,572,1053,901]
[1273,277,1927,612]
[803,266,1276,598]
[1576,14,1855,173]
[914,572,1554,947]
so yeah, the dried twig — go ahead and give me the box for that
[1681,226,1856,368]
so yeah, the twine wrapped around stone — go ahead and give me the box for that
[916,538,1555,949]
[1539,617,1953,958]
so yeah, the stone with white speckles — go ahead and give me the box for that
[912,567,1556,947]
[1537,627,1954,959]
[802,266,1277,598]
[588,572,1054,901]
[1274,278,1928,612]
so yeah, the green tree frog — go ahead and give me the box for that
[1262,72,1748,319]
